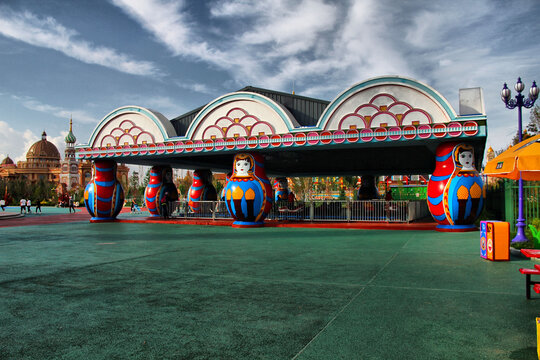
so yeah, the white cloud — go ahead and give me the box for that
[175,81,213,94]
[225,0,338,57]
[0,121,38,163]
[114,93,187,119]
[0,7,160,76]
[0,123,69,167]
[11,95,98,124]
[110,0,221,62]
[404,2,491,49]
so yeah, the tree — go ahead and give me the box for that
[342,176,358,199]
[528,104,540,135]
[291,177,313,201]
[511,104,540,145]
[177,171,193,198]
[127,172,143,203]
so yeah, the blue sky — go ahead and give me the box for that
[0,0,539,166]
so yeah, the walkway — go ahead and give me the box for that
[0,217,536,359]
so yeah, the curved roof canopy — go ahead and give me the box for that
[76,76,487,176]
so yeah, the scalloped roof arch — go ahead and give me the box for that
[85,106,176,147]
[184,91,300,140]
[317,76,460,130]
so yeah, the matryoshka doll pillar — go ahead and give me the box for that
[427,142,484,231]
[224,153,273,227]
[188,169,217,213]
[84,160,125,221]
[144,165,179,216]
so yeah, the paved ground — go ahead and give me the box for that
[0,212,537,359]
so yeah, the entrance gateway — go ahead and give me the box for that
[76,76,487,230]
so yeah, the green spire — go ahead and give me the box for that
[65,116,76,144]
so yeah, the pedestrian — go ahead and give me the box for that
[0,199,5,211]
[160,192,169,219]
[35,199,42,213]
[131,199,135,213]
[20,197,26,214]
[26,198,31,213]
[69,196,75,213]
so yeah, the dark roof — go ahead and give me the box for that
[169,86,330,137]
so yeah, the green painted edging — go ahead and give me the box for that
[182,92,298,140]
[317,76,476,129]
[84,106,171,148]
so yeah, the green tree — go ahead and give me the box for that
[511,104,540,145]
[342,176,358,199]
[177,171,193,198]
[291,177,313,201]
[528,104,540,135]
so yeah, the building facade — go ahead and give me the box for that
[0,120,129,192]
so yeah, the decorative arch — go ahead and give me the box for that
[319,76,458,131]
[185,92,299,140]
[85,106,176,148]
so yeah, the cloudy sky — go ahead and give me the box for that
[0,0,539,166]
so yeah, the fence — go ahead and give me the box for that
[504,180,540,232]
[169,199,429,223]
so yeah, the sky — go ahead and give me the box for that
[0,0,539,168]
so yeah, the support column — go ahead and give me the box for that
[224,153,273,227]
[427,142,484,231]
[84,160,124,221]
[144,165,179,217]
[188,169,217,213]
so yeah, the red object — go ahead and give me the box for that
[519,267,540,299]
[519,268,540,275]
[427,142,457,226]
[520,249,540,258]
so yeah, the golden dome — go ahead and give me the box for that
[26,131,60,161]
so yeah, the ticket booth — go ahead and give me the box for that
[480,221,510,261]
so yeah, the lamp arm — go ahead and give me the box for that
[523,98,537,109]
[505,99,518,109]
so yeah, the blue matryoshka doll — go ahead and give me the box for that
[441,143,484,230]
[224,153,272,227]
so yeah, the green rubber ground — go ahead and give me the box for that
[0,222,537,359]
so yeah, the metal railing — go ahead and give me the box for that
[504,180,540,232]
[168,199,429,223]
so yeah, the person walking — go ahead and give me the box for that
[26,198,31,213]
[0,199,5,211]
[69,196,76,213]
[35,199,42,213]
[20,197,26,214]
[160,192,169,219]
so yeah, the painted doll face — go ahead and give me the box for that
[235,159,251,176]
[458,151,474,170]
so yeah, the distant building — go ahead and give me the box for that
[0,119,129,192]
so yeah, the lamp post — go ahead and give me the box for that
[501,77,539,242]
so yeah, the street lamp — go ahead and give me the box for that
[501,77,539,242]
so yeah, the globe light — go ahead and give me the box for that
[515,77,525,93]
[501,83,511,103]
[530,81,539,100]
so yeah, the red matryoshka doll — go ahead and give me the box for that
[427,142,484,231]
[224,153,272,227]
[188,169,217,213]
[84,160,124,221]
[144,165,179,216]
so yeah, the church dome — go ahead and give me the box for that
[1,155,15,167]
[26,131,60,161]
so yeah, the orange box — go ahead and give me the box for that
[481,221,509,261]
